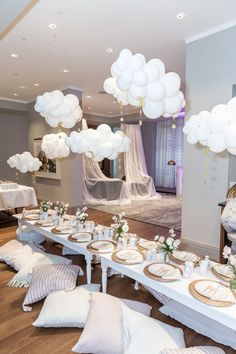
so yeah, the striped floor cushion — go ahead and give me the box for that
[23,264,83,312]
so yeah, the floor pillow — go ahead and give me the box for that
[8,252,72,288]
[0,239,23,261]
[23,264,83,312]
[160,347,225,354]
[121,298,152,317]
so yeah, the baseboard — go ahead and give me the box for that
[180,238,219,262]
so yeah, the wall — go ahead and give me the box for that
[27,88,84,207]
[0,109,30,185]
[182,26,236,258]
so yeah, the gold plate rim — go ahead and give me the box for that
[68,232,93,243]
[87,240,116,254]
[143,262,182,282]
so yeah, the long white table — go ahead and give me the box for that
[0,185,37,211]
[100,254,236,334]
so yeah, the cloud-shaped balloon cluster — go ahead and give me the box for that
[34,90,83,128]
[66,124,131,162]
[103,77,128,105]
[183,97,236,155]
[7,152,42,173]
[41,132,70,159]
[104,49,185,119]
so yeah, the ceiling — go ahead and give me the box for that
[1,0,236,118]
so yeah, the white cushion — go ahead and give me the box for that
[121,298,152,317]
[122,305,185,354]
[33,286,95,328]
[8,252,71,287]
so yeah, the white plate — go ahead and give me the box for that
[71,232,92,242]
[148,263,173,276]
[195,280,235,303]
[213,264,234,279]
[55,225,74,233]
[139,240,156,250]
[37,220,54,227]
[25,214,39,220]
[91,241,114,251]
[116,249,143,263]
[173,250,200,263]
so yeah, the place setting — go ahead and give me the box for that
[51,224,75,235]
[171,250,201,264]
[87,240,117,254]
[68,232,93,243]
[189,279,236,307]
[22,209,40,221]
[143,263,182,282]
[111,249,144,265]
[211,263,234,282]
[137,239,157,251]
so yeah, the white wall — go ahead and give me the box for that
[182,26,236,257]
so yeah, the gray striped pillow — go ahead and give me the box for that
[23,264,83,312]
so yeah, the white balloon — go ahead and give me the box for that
[111,63,121,77]
[225,124,236,148]
[164,95,182,114]
[228,146,236,155]
[143,100,164,119]
[148,59,165,76]
[162,72,181,97]
[116,56,129,71]
[119,48,132,59]
[97,124,112,139]
[117,76,130,91]
[103,77,116,94]
[99,142,113,158]
[133,70,148,87]
[129,53,146,71]
[144,62,160,83]
[208,133,226,153]
[129,84,147,100]
[127,92,140,107]
[120,70,133,85]
[146,81,165,102]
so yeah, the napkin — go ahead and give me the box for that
[148,264,182,280]
[117,250,143,263]
[195,281,236,303]
[139,240,156,250]
[37,219,54,226]
[25,214,39,220]
[55,225,74,233]
[92,241,114,252]
[173,250,199,262]
[213,264,234,279]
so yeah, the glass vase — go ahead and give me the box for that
[164,252,170,263]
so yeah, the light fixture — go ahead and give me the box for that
[86,95,91,98]
[13,93,18,96]
[34,83,39,86]
[176,12,186,20]
[108,111,112,114]
[20,86,26,89]
[105,48,113,53]
[113,101,117,104]
[48,23,57,29]
[63,69,69,73]
[88,107,92,110]
[11,53,18,58]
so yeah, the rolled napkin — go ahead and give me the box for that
[116,250,143,263]
[173,250,199,263]
[148,264,182,280]
[195,281,236,303]
[92,241,114,252]
[213,264,234,279]
[139,239,156,250]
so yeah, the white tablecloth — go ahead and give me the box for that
[0,185,37,211]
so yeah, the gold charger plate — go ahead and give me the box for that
[211,265,233,283]
[22,214,40,221]
[189,279,236,307]
[87,240,116,254]
[144,262,182,282]
[137,240,156,252]
[34,220,54,227]
[111,249,144,265]
[51,225,74,235]
[68,232,93,243]
[171,251,201,265]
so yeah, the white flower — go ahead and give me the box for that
[166,238,173,246]
[229,255,236,266]
[154,235,160,241]
[223,246,231,259]
[122,224,129,233]
[173,239,181,248]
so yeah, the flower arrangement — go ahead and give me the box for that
[222,246,236,289]
[112,212,129,240]
[40,200,53,212]
[54,201,69,217]
[76,206,88,223]
[154,228,181,262]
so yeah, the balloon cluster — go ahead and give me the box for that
[183,97,236,155]
[103,77,128,105]
[34,90,83,129]
[66,124,131,162]
[41,132,70,159]
[104,49,185,119]
[7,152,42,173]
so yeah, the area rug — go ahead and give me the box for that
[91,194,182,231]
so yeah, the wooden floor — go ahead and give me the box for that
[0,209,233,354]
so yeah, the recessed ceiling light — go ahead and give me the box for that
[105,48,113,53]
[63,69,69,73]
[13,93,18,96]
[176,12,186,20]
[20,86,26,89]
[48,23,57,29]
[34,83,39,86]
[86,95,91,98]
[11,53,18,58]
[88,107,92,110]
[113,101,117,104]
[108,111,112,114]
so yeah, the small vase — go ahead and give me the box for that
[230,276,236,290]
[164,252,170,263]
[58,216,64,225]
[40,211,48,221]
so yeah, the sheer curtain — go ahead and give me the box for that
[155,118,184,188]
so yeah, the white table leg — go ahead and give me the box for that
[120,273,124,279]
[85,253,92,284]
[101,263,108,293]
[17,220,23,241]
[134,281,139,290]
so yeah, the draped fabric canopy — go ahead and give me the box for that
[82,121,160,205]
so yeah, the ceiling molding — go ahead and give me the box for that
[0,96,28,104]
[0,0,39,40]
[186,19,236,44]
